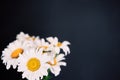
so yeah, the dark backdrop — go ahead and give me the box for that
[0,0,120,80]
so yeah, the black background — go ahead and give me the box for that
[0,0,120,80]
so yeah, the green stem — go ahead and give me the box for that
[43,69,52,80]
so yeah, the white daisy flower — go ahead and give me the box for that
[1,40,30,69]
[47,54,66,76]
[34,38,54,56]
[17,48,50,80]
[46,37,70,55]
[16,32,36,41]
[16,32,40,48]
[35,38,50,50]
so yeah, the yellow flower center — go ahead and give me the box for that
[38,46,48,49]
[11,48,23,58]
[57,42,62,47]
[27,58,41,72]
[47,58,57,66]
[42,46,48,49]
[26,36,35,40]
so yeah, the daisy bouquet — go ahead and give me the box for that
[1,32,70,80]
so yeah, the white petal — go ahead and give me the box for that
[40,68,48,76]
[13,63,17,69]
[55,47,60,54]
[6,64,10,70]
[58,62,67,66]
[46,37,54,43]
[62,41,71,46]
[54,37,58,44]
[56,54,65,61]
[62,46,70,55]
[53,66,61,76]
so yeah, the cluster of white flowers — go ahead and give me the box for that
[1,32,70,80]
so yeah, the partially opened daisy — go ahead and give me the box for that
[17,48,50,80]
[1,40,31,69]
[47,37,70,55]
[16,32,36,41]
[35,38,51,51]
[47,54,66,76]
[16,32,40,48]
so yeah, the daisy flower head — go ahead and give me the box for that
[46,37,71,55]
[17,48,50,80]
[1,40,31,69]
[47,54,66,76]
[16,32,40,48]
[35,38,51,51]
[34,38,55,59]
[16,32,36,41]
